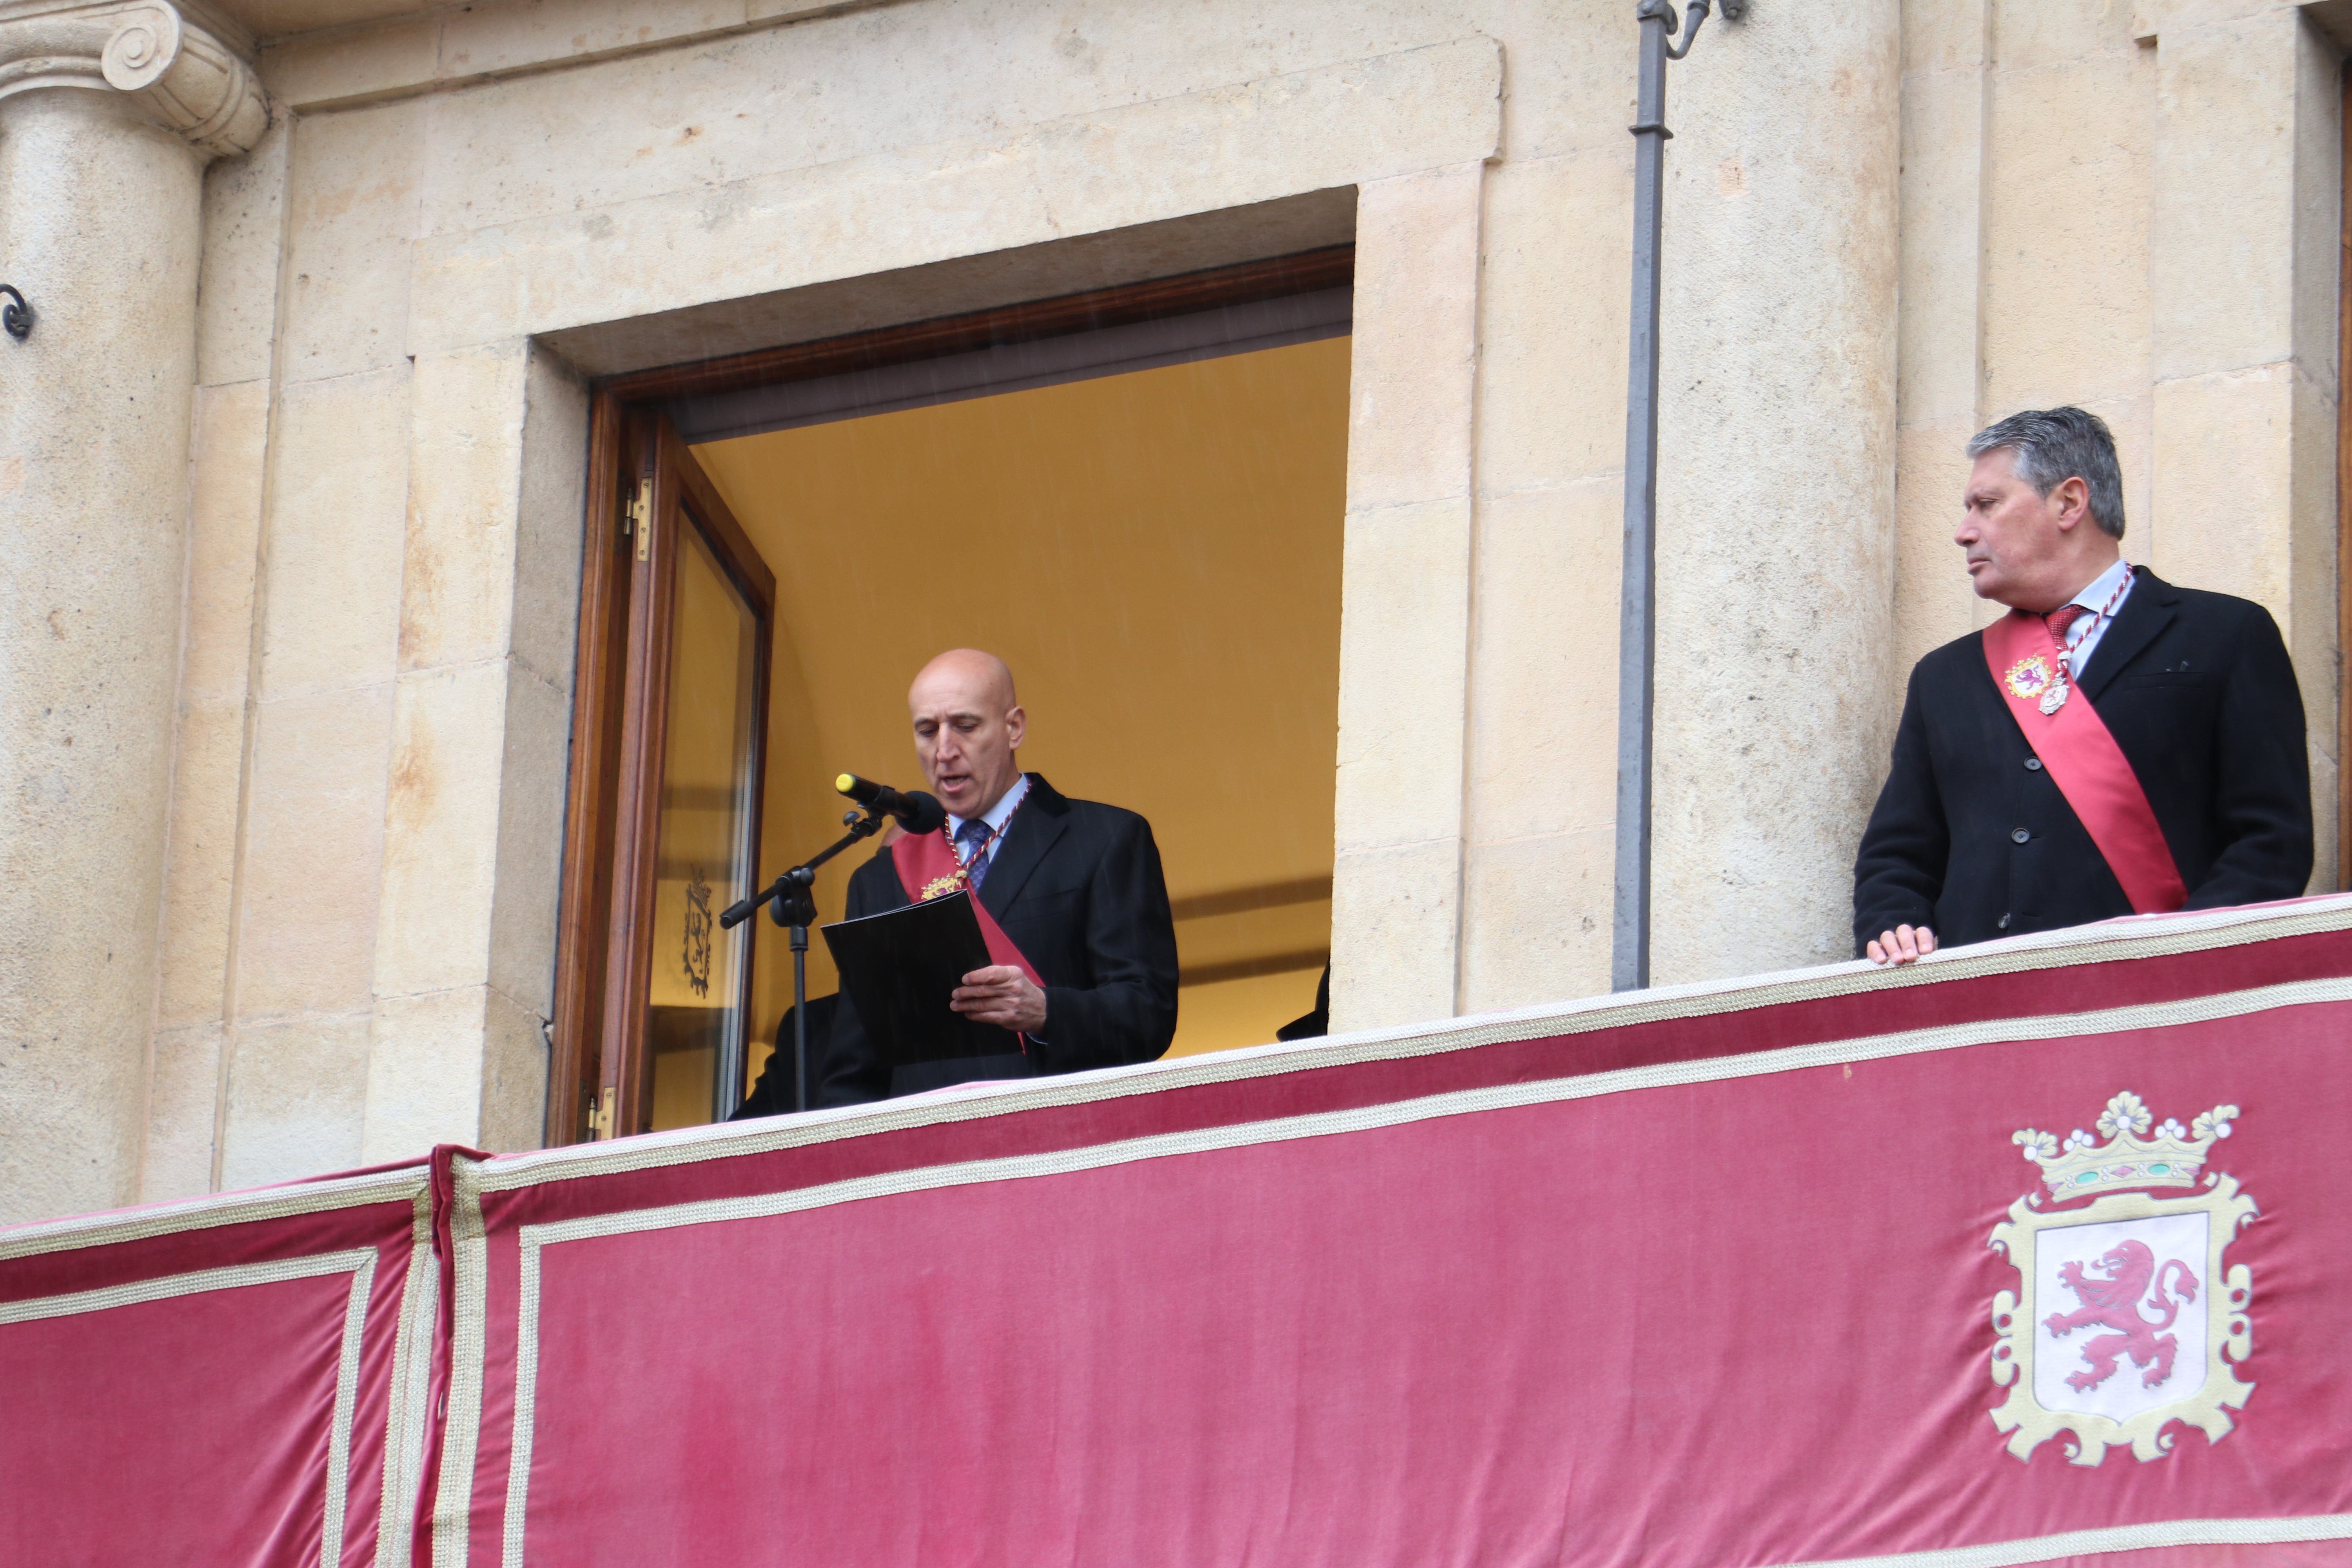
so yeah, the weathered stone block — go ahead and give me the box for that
[1904,0,1987,74]
[1896,62,1985,425]
[362,985,487,1160]
[196,119,288,389]
[362,982,546,1160]
[259,368,410,701]
[1459,826,1614,1014]
[220,1010,369,1191]
[1330,837,1462,1033]
[1895,416,1978,668]
[1473,148,1631,498]
[1463,479,1620,845]
[183,379,270,706]
[235,684,395,1020]
[488,663,573,1019]
[408,38,1503,353]
[1335,496,1471,853]
[141,1023,223,1202]
[480,984,549,1154]
[402,345,529,675]
[2151,364,2296,610]
[1983,49,2154,412]
[258,20,439,111]
[1994,0,2146,66]
[2150,11,2301,381]
[156,701,246,1031]
[374,662,506,1000]
[513,345,590,693]
[279,98,420,384]
[439,0,746,88]
[1345,160,1485,512]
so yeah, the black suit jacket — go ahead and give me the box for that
[817,774,1179,1105]
[729,993,839,1120]
[1853,570,2311,955]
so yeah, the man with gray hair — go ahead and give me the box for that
[1854,406,2311,964]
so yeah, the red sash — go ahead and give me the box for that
[889,829,1043,986]
[1980,610,2187,915]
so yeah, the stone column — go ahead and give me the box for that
[1648,0,1905,984]
[0,0,265,1224]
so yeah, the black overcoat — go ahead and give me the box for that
[1852,570,2312,955]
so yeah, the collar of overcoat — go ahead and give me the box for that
[2074,565,2182,701]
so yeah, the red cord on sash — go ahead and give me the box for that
[1981,610,2187,915]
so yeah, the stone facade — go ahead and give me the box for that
[0,0,2338,1224]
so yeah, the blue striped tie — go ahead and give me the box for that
[956,818,993,889]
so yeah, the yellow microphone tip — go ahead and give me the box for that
[834,773,856,794]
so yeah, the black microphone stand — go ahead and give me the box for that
[719,809,886,1112]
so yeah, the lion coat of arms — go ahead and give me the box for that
[1988,1092,2256,1465]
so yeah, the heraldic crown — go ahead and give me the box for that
[2014,1091,2236,1202]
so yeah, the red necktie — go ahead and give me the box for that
[2045,604,2089,644]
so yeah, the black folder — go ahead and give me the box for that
[819,891,1020,1068]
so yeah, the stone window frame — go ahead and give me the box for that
[334,34,1506,1161]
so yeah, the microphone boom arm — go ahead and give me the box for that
[716,806,890,1117]
[713,779,934,1114]
[719,808,886,931]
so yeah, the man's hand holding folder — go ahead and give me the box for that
[821,891,1022,1070]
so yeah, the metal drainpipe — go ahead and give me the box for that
[1613,0,1738,992]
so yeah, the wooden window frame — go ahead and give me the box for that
[548,243,1355,1145]
[554,410,775,1142]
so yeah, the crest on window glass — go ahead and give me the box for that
[682,868,713,999]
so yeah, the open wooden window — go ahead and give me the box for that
[551,246,1353,1145]
[557,413,772,1141]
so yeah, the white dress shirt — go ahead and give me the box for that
[2055,556,2135,679]
[947,772,1029,873]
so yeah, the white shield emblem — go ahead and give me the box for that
[1988,1092,2256,1465]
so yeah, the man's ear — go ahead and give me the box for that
[2051,475,2091,533]
[1004,704,1026,749]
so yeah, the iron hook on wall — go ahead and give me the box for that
[0,286,31,341]
[1640,0,1745,63]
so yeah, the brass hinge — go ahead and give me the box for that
[589,1084,616,1141]
[628,478,652,562]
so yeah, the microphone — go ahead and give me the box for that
[835,773,946,835]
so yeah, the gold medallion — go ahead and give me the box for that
[2004,653,2056,702]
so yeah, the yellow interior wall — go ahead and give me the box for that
[692,334,1351,1088]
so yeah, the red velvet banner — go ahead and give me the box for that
[0,1162,439,1567]
[428,898,2352,1568]
[14,900,2352,1568]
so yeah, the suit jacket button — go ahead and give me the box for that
[2011,828,2031,843]
[1998,913,2011,929]
[2024,758,2043,771]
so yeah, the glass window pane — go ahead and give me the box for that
[648,515,760,1131]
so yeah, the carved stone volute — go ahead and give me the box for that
[0,0,266,158]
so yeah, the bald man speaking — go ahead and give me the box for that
[816,649,1179,1104]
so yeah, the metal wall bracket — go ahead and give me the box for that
[0,285,32,341]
